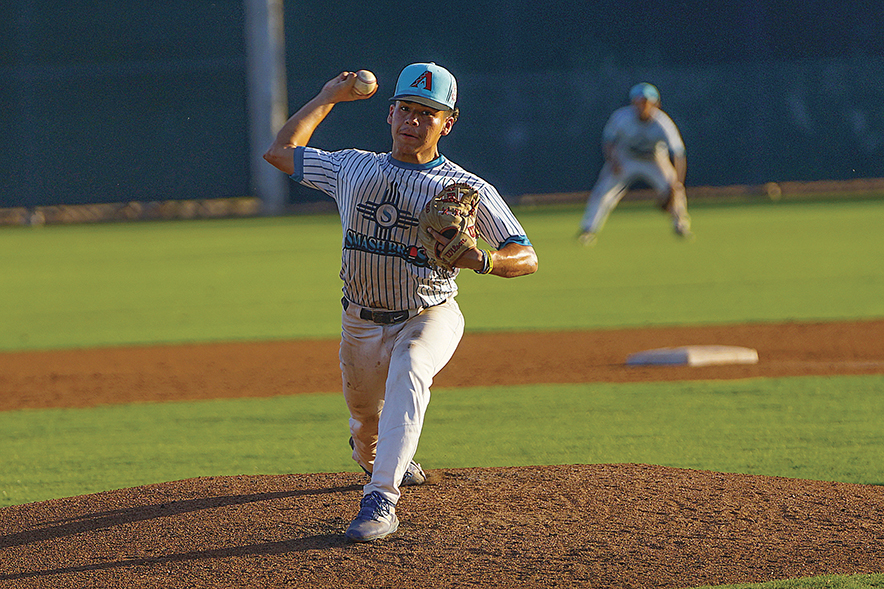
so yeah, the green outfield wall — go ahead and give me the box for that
[3,1,883,208]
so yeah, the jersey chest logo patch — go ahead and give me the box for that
[348,182,430,267]
[355,182,419,234]
[376,203,398,227]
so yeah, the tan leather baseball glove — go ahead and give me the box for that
[418,182,480,271]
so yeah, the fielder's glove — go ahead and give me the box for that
[418,182,480,271]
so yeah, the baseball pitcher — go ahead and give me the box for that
[263,62,538,542]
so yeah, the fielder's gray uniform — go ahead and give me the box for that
[580,104,689,235]
[291,145,530,504]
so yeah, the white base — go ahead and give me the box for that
[626,345,759,367]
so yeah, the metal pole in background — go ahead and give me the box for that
[13,2,39,218]
[244,0,288,215]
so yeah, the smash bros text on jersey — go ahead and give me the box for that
[344,229,432,268]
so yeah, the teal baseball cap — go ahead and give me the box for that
[629,82,660,103]
[390,62,458,111]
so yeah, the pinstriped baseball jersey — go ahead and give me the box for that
[291,146,530,311]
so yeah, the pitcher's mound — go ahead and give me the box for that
[626,345,759,367]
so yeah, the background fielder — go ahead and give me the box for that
[578,82,691,245]
[263,62,538,542]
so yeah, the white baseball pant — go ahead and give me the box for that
[580,155,687,234]
[340,298,464,504]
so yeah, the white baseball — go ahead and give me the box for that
[353,70,377,96]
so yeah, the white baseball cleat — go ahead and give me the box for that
[345,491,399,542]
[577,230,597,246]
[401,460,427,486]
[349,437,427,486]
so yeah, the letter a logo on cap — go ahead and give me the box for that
[410,72,432,91]
[391,62,456,110]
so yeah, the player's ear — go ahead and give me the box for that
[440,114,456,136]
[387,104,395,125]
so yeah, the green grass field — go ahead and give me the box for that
[2,197,884,589]
[692,574,884,589]
[3,375,884,508]
[2,197,883,351]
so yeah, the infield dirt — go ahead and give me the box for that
[2,319,884,588]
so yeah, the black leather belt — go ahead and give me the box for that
[342,298,412,325]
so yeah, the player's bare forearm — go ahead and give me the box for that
[455,242,537,278]
[427,229,538,278]
[263,98,335,174]
[674,155,687,184]
[264,72,375,175]
[489,243,538,277]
